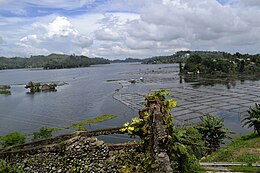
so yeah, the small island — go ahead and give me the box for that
[25,81,57,93]
[0,85,11,95]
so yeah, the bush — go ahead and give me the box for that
[32,127,53,140]
[0,160,24,173]
[196,113,231,154]
[0,132,25,148]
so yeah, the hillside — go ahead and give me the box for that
[202,132,260,164]
[201,132,260,172]
[182,52,260,74]
[0,54,110,70]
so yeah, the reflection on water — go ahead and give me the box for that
[182,73,259,90]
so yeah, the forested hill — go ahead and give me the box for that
[142,51,192,64]
[0,54,110,70]
[110,58,143,63]
[142,50,260,64]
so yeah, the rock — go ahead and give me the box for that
[158,153,165,158]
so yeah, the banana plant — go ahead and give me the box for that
[242,103,260,135]
[196,113,232,154]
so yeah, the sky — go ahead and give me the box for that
[1,0,260,59]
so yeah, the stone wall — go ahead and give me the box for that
[1,135,141,173]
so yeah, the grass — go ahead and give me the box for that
[0,85,11,89]
[67,114,117,129]
[0,89,11,95]
[229,166,260,172]
[201,132,260,164]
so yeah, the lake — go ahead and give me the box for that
[0,63,259,143]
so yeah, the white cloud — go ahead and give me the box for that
[1,0,260,58]
[16,16,93,56]
[46,16,79,38]
[74,36,93,48]
[20,34,40,43]
[95,28,122,41]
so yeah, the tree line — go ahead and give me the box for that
[0,54,110,70]
[182,52,260,74]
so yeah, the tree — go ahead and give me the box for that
[242,103,260,135]
[196,114,231,154]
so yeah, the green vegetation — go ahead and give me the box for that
[229,166,260,172]
[196,113,232,155]
[0,85,11,95]
[0,85,10,90]
[201,132,260,164]
[0,159,24,173]
[67,114,117,130]
[121,90,204,172]
[0,54,110,70]
[0,90,11,95]
[32,127,53,141]
[25,81,57,93]
[0,132,26,148]
[242,103,260,134]
[111,58,143,63]
[142,50,191,64]
[182,52,260,74]
[0,115,117,148]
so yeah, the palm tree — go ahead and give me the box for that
[242,103,260,135]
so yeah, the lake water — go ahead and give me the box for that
[0,63,259,143]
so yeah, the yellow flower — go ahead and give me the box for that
[128,126,134,132]
[123,122,129,127]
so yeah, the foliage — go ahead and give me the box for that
[32,127,53,140]
[0,85,11,90]
[0,132,25,148]
[201,132,260,163]
[120,90,176,139]
[25,81,57,93]
[0,160,24,173]
[0,54,110,70]
[111,58,143,63]
[117,151,151,173]
[242,103,260,134]
[121,90,204,172]
[0,85,11,95]
[182,51,260,74]
[67,114,117,130]
[229,166,260,172]
[142,50,190,64]
[167,126,204,172]
[196,113,231,154]
[0,90,11,95]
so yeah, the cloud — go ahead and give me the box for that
[74,35,93,48]
[17,16,93,56]
[1,0,260,58]
[0,36,4,43]
[95,28,122,41]
[46,16,79,38]
[238,0,260,7]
